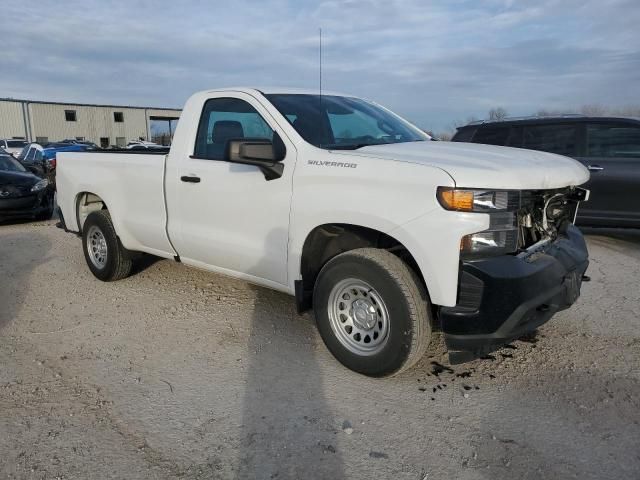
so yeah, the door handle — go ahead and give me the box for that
[587,165,604,172]
[181,175,201,183]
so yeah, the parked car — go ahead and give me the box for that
[128,144,169,151]
[17,143,48,176]
[452,116,640,228]
[19,142,92,184]
[58,139,101,150]
[0,139,28,157]
[57,88,590,376]
[0,152,54,221]
[126,140,167,150]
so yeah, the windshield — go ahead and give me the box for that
[265,94,429,149]
[7,140,27,148]
[0,155,27,172]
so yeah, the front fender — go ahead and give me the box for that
[287,149,463,303]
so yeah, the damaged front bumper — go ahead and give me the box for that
[440,224,589,364]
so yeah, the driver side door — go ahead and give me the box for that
[167,93,296,288]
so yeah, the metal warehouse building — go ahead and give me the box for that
[0,98,181,148]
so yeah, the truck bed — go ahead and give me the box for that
[56,151,175,258]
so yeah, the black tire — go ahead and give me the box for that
[313,248,432,377]
[82,210,133,281]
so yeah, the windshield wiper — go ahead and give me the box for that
[325,142,393,150]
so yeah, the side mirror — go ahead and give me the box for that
[226,133,286,181]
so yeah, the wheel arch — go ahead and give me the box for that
[296,223,430,313]
[75,191,108,234]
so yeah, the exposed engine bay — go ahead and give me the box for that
[517,187,590,249]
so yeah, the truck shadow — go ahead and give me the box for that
[0,231,51,330]
[130,253,163,275]
[236,230,345,479]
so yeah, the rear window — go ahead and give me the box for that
[522,124,578,156]
[472,126,510,146]
[586,123,640,158]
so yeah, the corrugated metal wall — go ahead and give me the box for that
[0,99,180,146]
[0,100,28,139]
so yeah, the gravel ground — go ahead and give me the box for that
[0,220,639,480]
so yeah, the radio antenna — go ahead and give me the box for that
[319,27,323,148]
[319,27,322,100]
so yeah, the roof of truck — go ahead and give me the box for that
[204,86,355,97]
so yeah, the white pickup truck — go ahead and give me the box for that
[57,87,590,377]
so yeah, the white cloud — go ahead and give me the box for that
[1,0,638,131]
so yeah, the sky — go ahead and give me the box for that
[2,0,639,132]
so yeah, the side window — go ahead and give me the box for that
[34,150,43,162]
[586,123,640,158]
[472,126,510,146]
[25,148,36,161]
[522,124,578,156]
[194,97,273,160]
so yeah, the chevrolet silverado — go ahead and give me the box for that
[56,88,590,376]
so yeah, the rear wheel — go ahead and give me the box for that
[82,210,133,281]
[313,248,432,377]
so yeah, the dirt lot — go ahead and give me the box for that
[0,220,639,480]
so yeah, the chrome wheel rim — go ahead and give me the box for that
[86,225,108,269]
[327,279,390,356]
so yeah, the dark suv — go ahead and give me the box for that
[452,116,640,228]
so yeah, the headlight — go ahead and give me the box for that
[460,229,518,257]
[437,187,519,212]
[437,187,520,258]
[30,178,49,192]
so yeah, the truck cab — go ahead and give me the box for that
[56,88,590,376]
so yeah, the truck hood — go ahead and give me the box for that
[345,141,590,190]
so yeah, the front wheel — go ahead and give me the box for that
[82,210,133,281]
[313,248,432,377]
